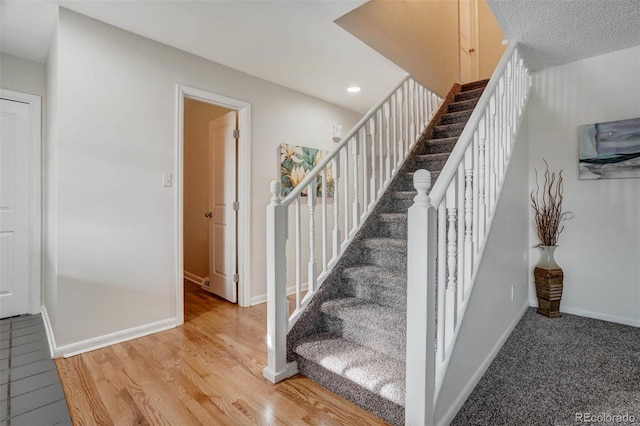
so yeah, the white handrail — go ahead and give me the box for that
[281,76,411,206]
[430,43,518,204]
[406,43,531,424]
[264,76,443,384]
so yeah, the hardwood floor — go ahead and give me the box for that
[56,282,388,425]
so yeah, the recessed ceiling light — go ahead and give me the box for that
[347,86,361,93]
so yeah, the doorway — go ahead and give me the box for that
[459,0,479,83]
[0,89,41,318]
[176,85,252,325]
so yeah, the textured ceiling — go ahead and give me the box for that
[489,0,640,71]
[0,1,406,114]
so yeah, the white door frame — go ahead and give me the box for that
[176,85,252,324]
[0,88,42,315]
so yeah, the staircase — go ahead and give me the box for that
[287,80,490,425]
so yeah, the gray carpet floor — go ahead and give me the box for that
[453,308,640,426]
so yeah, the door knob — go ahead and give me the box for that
[205,212,212,218]
[468,48,475,53]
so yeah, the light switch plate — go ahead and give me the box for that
[162,172,173,187]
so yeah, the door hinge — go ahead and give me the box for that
[233,129,239,139]
[233,273,239,283]
[233,201,239,211]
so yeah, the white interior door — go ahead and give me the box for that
[208,111,238,303]
[0,99,31,318]
[459,0,478,83]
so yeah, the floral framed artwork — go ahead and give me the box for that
[579,117,640,180]
[280,144,334,197]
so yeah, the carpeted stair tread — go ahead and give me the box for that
[343,265,406,285]
[415,152,449,162]
[448,97,480,113]
[391,191,416,200]
[461,79,489,92]
[434,122,466,138]
[378,212,407,222]
[455,87,485,102]
[321,298,406,337]
[423,137,459,154]
[293,333,406,407]
[362,237,407,250]
[440,110,473,125]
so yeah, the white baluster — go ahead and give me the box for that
[295,195,302,310]
[411,80,421,146]
[498,77,506,177]
[437,202,446,363]
[384,101,392,185]
[404,82,410,158]
[489,95,497,208]
[457,164,465,308]
[362,127,369,212]
[418,85,427,135]
[464,151,473,290]
[398,87,405,163]
[352,136,360,231]
[321,168,328,273]
[472,129,479,257]
[369,118,377,208]
[332,156,341,260]
[509,58,516,145]
[378,109,384,193]
[409,80,416,150]
[308,182,317,293]
[478,114,487,248]
[506,61,513,157]
[445,182,457,349]
[393,92,399,171]
[343,143,350,241]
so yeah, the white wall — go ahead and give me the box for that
[527,45,640,326]
[435,113,530,424]
[0,53,46,97]
[335,0,459,98]
[47,8,360,349]
[477,0,506,81]
[44,19,59,331]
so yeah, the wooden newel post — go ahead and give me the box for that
[263,180,296,383]
[406,169,436,425]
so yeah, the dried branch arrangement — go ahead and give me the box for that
[531,160,565,246]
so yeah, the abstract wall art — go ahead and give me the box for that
[578,117,640,180]
[280,144,334,197]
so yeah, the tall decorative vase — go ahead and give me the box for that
[534,245,564,318]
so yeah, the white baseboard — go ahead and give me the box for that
[41,305,57,359]
[438,302,529,426]
[529,299,640,328]
[43,317,177,358]
[184,271,208,286]
[251,284,309,306]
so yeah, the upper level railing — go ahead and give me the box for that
[264,77,442,383]
[405,43,531,424]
